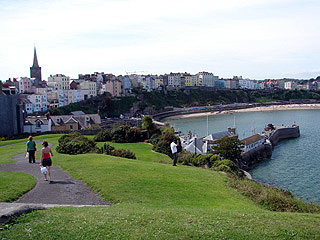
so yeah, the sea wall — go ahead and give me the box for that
[241,143,273,170]
[269,125,300,146]
[241,125,300,170]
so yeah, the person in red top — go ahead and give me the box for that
[40,141,53,182]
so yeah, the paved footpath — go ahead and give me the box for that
[0,141,110,224]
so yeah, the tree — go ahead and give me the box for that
[210,137,244,167]
[141,115,157,139]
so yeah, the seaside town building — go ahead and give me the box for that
[197,72,219,87]
[241,134,266,152]
[27,94,47,112]
[284,81,298,90]
[79,81,97,99]
[49,112,101,131]
[24,116,51,133]
[48,74,71,91]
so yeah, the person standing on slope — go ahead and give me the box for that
[170,139,178,166]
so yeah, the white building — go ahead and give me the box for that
[168,73,181,87]
[19,77,33,93]
[241,134,265,152]
[27,94,47,112]
[239,79,258,89]
[48,74,70,90]
[284,81,298,90]
[197,72,219,87]
[79,81,97,98]
[24,116,51,133]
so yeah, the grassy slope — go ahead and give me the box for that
[0,135,319,239]
[0,172,36,202]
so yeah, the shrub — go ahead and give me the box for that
[146,133,161,145]
[111,125,128,143]
[228,175,320,213]
[178,152,221,167]
[94,130,110,142]
[125,127,143,143]
[213,159,238,171]
[98,143,136,159]
[56,133,96,154]
[152,131,177,158]
[97,143,115,154]
[112,149,136,159]
[94,130,112,142]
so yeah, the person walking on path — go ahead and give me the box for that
[40,141,53,182]
[170,139,178,166]
[26,136,36,164]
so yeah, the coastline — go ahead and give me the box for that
[164,103,320,120]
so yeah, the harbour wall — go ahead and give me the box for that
[241,143,273,170]
[241,125,300,170]
[268,125,300,146]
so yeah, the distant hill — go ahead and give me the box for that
[48,89,320,117]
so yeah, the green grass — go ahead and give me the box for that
[0,172,36,202]
[98,142,172,164]
[0,135,320,239]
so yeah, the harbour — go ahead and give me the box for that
[166,109,320,203]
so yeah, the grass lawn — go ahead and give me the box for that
[0,135,320,239]
[0,172,36,202]
[97,142,172,164]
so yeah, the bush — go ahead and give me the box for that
[110,125,143,143]
[213,159,240,174]
[152,131,177,158]
[111,125,128,143]
[112,149,136,159]
[98,143,136,159]
[126,127,143,143]
[94,130,112,142]
[146,133,161,145]
[178,152,220,167]
[228,175,320,213]
[56,133,96,154]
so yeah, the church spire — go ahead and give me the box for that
[30,46,42,85]
[32,46,39,68]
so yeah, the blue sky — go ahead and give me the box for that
[0,0,319,80]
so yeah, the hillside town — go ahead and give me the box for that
[1,48,320,115]
[1,47,320,138]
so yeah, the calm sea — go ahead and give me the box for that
[167,109,320,203]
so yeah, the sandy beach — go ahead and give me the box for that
[165,103,320,120]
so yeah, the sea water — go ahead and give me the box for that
[167,109,320,203]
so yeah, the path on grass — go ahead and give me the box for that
[0,142,109,206]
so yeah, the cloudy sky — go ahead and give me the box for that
[1,0,319,80]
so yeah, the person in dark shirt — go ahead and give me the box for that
[26,136,36,163]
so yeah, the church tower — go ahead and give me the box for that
[30,47,42,87]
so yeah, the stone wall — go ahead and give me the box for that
[241,125,300,170]
[269,125,300,146]
[241,143,273,170]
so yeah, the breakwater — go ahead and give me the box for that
[241,125,300,170]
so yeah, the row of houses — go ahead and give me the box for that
[2,72,320,115]
[24,111,101,133]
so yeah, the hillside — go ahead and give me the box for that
[48,89,320,117]
[0,135,319,239]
